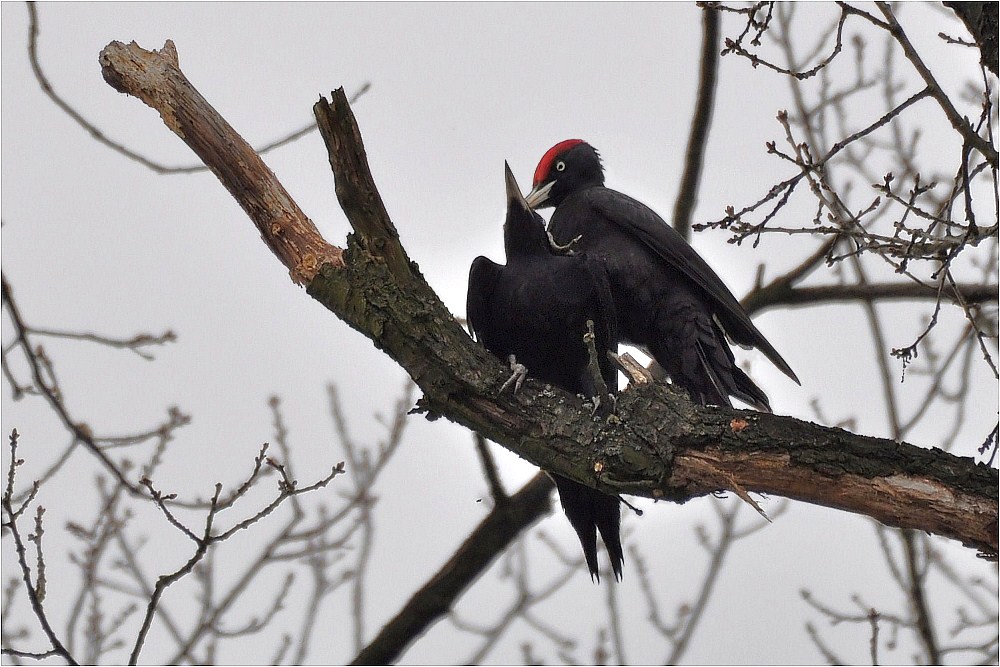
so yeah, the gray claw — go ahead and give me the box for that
[591,392,617,419]
[500,354,529,394]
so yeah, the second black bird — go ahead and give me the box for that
[467,163,624,582]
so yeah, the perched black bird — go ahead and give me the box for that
[525,140,799,411]
[467,163,624,581]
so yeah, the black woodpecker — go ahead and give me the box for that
[468,163,624,582]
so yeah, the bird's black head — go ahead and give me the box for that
[503,162,549,256]
[525,140,604,209]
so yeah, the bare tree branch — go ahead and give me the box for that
[350,472,553,665]
[97,39,998,559]
[24,327,175,361]
[26,2,369,175]
[2,274,159,498]
[99,40,341,285]
[872,2,997,169]
[743,279,997,316]
[127,485,222,665]
[2,430,78,665]
[942,2,998,76]
[673,4,720,240]
[474,432,508,504]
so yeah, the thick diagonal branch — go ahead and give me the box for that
[98,40,999,557]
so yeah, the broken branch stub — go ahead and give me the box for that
[99,39,342,283]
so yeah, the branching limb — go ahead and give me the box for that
[349,472,554,665]
[454,539,580,664]
[674,4,720,239]
[99,41,342,284]
[2,275,155,496]
[872,2,998,169]
[26,2,370,174]
[2,430,78,665]
[127,485,222,665]
[98,41,999,560]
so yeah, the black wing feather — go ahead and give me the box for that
[466,256,502,345]
[584,188,799,384]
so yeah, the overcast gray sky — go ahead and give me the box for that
[2,2,996,664]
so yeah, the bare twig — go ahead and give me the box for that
[603,573,626,665]
[350,473,554,665]
[2,274,150,495]
[127,485,222,664]
[873,2,997,169]
[456,539,579,664]
[719,2,852,80]
[1,430,77,665]
[26,2,370,175]
[474,432,508,504]
[25,327,175,361]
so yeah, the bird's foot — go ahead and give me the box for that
[589,392,618,420]
[547,230,583,255]
[499,355,529,394]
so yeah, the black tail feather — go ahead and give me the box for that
[649,309,773,413]
[731,365,771,412]
[553,475,623,582]
[595,496,624,581]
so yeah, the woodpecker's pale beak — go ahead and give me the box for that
[504,162,530,213]
[525,181,554,209]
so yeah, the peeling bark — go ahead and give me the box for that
[99,39,999,557]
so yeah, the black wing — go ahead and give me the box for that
[467,256,503,346]
[584,188,799,384]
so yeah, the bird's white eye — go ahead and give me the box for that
[555,161,566,172]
